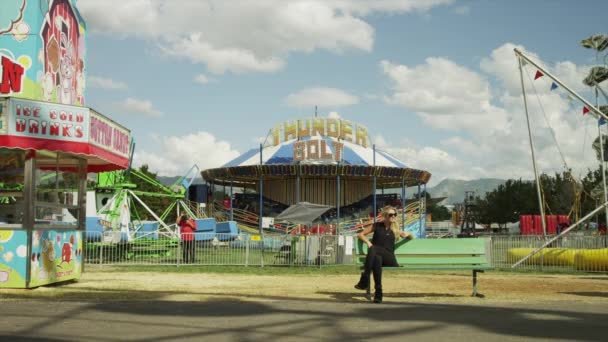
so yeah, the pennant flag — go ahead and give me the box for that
[583,106,590,115]
[599,117,607,126]
[550,82,558,91]
[534,70,544,80]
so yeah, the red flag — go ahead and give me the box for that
[534,70,544,80]
[583,106,590,115]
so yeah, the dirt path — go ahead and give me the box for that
[2,270,607,305]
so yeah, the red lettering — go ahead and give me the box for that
[33,107,40,117]
[50,122,60,136]
[60,111,67,121]
[50,110,57,120]
[62,124,72,137]
[15,119,25,132]
[23,106,31,116]
[16,104,21,116]
[28,119,39,134]
[0,56,24,94]
[41,121,47,135]
[76,113,83,123]
[75,125,83,138]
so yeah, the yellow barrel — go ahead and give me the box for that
[507,248,577,266]
[574,249,608,271]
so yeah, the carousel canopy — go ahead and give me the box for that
[224,136,407,168]
[203,117,431,188]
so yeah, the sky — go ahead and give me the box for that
[77,0,608,186]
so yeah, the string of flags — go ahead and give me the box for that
[527,60,596,122]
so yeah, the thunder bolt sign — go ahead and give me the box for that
[0,0,87,106]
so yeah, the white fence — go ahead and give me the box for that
[83,231,608,273]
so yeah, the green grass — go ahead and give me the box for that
[88,264,362,275]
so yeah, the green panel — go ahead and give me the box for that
[356,238,488,255]
[386,265,494,270]
[395,239,487,255]
[396,256,488,265]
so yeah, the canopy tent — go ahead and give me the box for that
[275,202,331,225]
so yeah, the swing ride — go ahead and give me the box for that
[512,34,608,269]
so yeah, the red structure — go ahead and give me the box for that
[519,215,570,235]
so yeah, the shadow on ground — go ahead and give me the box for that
[2,285,607,341]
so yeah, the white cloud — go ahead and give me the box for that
[117,97,162,117]
[194,73,210,84]
[78,0,451,74]
[88,76,128,90]
[286,87,359,108]
[328,111,341,119]
[380,42,600,183]
[133,131,241,176]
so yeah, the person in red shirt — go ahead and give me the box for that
[177,214,196,263]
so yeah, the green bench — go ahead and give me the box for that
[355,237,493,298]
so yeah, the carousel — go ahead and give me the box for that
[202,117,432,237]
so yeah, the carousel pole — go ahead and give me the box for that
[337,164,341,236]
[401,176,405,230]
[259,143,264,235]
[417,183,422,238]
[423,183,427,238]
[230,180,234,221]
[373,144,377,224]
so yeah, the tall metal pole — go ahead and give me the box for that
[515,48,608,120]
[230,180,234,221]
[401,176,405,230]
[422,183,427,238]
[517,55,547,236]
[373,144,377,224]
[259,143,263,235]
[596,86,608,227]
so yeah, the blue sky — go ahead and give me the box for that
[78,0,608,185]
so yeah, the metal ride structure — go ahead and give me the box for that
[94,164,202,240]
[512,35,608,268]
[202,117,432,239]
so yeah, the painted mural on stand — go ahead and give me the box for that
[29,230,83,287]
[0,0,86,106]
[0,230,27,288]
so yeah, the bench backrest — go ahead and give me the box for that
[356,238,491,267]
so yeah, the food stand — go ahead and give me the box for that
[0,0,131,288]
[0,97,131,288]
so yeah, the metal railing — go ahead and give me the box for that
[83,231,608,273]
[84,231,357,267]
[489,234,608,272]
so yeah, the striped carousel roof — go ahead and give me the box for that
[223,136,407,168]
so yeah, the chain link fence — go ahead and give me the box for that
[83,231,608,273]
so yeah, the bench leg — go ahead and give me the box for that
[472,270,485,298]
